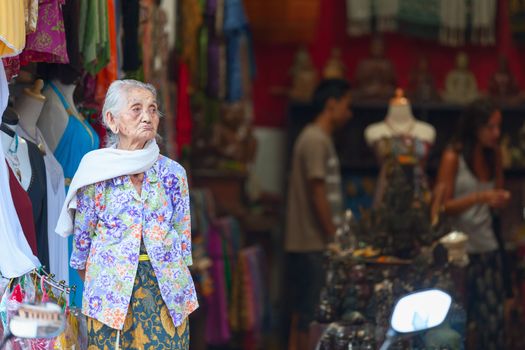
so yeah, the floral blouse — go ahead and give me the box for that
[70,156,198,330]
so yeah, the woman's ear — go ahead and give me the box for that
[106,112,119,133]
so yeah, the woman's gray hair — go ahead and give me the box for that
[101,79,159,147]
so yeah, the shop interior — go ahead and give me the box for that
[1,0,525,349]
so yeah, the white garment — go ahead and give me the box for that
[440,0,467,46]
[55,140,160,237]
[0,62,41,278]
[471,0,496,46]
[373,0,399,32]
[17,126,68,284]
[346,0,372,36]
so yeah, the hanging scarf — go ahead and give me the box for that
[471,0,497,46]
[346,0,372,36]
[439,0,467,46]
[175,61,193,158]
[373,0,399,32]
[510,0,525,46]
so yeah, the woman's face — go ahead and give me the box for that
[109,87,160,149]
[477,110,502,148]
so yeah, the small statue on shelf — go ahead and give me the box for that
[289,48,318,102]
[323,47,346,79]
[488,55,522,106]
[442,52,478,105]
[407,56,440,104]
[353,36,396,102]
[210,101,257,172]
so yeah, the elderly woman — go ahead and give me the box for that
[56,79,198,349]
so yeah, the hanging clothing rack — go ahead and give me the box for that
[31,268,76,295]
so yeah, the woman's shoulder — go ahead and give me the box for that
[156,155,187,177]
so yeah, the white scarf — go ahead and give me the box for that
[55,140,160,237]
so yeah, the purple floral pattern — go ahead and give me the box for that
[70,156,198,330]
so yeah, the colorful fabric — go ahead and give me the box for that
[49,80,100,189]
[205,226,231,345]
[510,0,525,45]
[371,135,431,208]
[0,0,25,58]
[24,0,39,33]
[175,61,193,158]
[70,156,198,330]
[19,0,69,65]
[94,0,118,104]
[1,57,21,81]
[398,0,440,40]
[79,0,110,74]
[86,246,190,349]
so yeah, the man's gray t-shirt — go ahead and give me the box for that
[285,125,343,252]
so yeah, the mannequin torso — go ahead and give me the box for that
[364,96,436,207]
[38,79,75,152]
[16,81,47,154]
[1,119,32,190]
[364,104,436,146]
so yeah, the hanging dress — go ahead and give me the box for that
[0,62,40,278]
[26,139,49,269]
[0,0,25,58]
[18,126,68,285]
[47,80,99,306]
[48,81,100,188]
[7,163,38,255]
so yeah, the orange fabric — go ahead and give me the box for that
[95,0,118,104]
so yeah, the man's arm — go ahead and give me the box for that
[310,178,336,239]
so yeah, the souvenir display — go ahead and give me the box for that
[442,52,478,105]
[353,36,396,102]
[323,47,346,79]
[407,56,440,104]
[289,48,318,102]
[488,55,522,106]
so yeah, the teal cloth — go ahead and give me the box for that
[48,81,100,307]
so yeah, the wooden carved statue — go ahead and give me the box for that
[353,36,396,102]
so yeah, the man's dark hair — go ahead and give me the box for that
[311,79,351,116]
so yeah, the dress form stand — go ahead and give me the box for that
[364,89,436,208]
[16,79,47,153]
[38,79,72,152]
[364,89,435,146]
[16,79,68,284]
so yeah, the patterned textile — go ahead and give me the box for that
[71,156,198,330]
[371,135,432,208]
[346,0,372,36]
[24,0,39,33]
[19,0,69,65]
[466,251,505,350]
[398,0,440,40]
[0,0,25,58]
[510,0,525,46]
[79,0,110,75]
[87,249,190,349]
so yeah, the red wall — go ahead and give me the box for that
[252,0,525,127]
